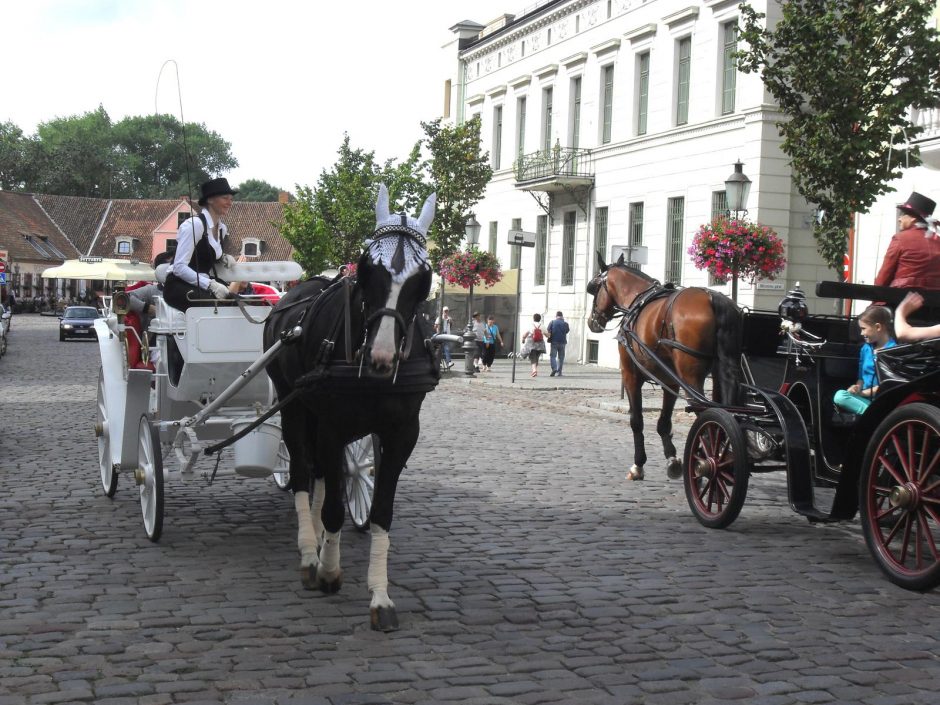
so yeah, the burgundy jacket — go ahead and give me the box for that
[874,226,940,289]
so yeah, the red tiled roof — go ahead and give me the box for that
[223,201,293,261]
[33,194,109,256]
[92,199,182,259]
[0,191,81,264]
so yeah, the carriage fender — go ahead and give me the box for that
[94,318,152,469]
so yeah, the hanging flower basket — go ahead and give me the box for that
[688,217,787,284]
[439,248,503,289]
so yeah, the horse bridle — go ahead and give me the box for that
[589,267,659,330]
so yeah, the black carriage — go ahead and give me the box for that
[682,282,940,591]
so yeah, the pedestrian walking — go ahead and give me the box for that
[521,313,547,377]
[434,306,454,369]
[481,315,503,372]
[547,310,570,377]
[471,311,486,370]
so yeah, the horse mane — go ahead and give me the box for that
[610,262,659,285]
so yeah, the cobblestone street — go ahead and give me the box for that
[2,314,940,705]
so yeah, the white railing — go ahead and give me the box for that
[911,106,940,142]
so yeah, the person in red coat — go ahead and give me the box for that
[874,191,940,289]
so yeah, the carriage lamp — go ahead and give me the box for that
[724,160,752,218]
[778,283,809,324]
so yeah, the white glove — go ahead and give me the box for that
[208,280,230,299]
[219,254,237,268]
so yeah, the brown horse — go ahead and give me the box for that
[587,254,742,481]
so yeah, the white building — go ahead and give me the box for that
[439,0,938,368]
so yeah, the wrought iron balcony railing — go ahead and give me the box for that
[514,146,594,184]
[911,106,940,142]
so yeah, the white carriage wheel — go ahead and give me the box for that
[96,367,117,498]
[344,434,378,532]
[137,414,164,542]
[272,440,290,490]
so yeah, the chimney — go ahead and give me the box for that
[278,191,289,204]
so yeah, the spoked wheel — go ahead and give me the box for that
[683,408,750,529]
[272,440,290,490]
[137,414,164,542]
[96,368,117,497]
[344,434,379,532]
[859,403,940,591]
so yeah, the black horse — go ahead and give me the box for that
[263,185,437,631]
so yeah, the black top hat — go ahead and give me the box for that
[898,191,936,222]
[198,177,238,206]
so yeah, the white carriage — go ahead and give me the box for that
[86,260,377,541]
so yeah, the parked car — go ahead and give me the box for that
[59,306,100,341]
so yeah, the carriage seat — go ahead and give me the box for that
[155,261,303,284]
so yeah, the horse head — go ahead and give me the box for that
[357,184,434,376]
[587,251,615,333]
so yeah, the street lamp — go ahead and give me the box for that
[462,214,482,376]
[724,160,751,302]
[724,160,751,219]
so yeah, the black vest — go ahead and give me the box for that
[187,213,220,275]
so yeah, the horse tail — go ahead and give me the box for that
[710,291,743,406]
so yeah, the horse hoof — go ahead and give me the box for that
[318,571,343,594]
[626,467,644,481]
[666,458,682,480]
[371,606,400,632]
[300,564,318,591]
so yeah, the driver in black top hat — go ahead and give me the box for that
[163,177,242,311]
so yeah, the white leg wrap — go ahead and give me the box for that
[294,491,319,566]
[319,530,341,576]
[312,477,326,540]
[368,527,394,609]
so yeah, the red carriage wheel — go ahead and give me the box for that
[859,403,940,591]
[683,408,749,529]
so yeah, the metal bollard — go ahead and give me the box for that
[462,327,477,377]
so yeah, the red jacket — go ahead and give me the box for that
[874,226,940,289]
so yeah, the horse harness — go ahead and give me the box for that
[614,280,713,362]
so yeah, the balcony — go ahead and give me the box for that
[513,145,594,192]
[910,106,940,170]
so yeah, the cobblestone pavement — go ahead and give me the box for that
[2,314,940,705]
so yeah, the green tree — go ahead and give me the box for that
[235,178,284,202]
[29,106,116,197]
[0,120,28,190]
[280,185,333,275]
[421,116,493,269]
[738,0,940,276]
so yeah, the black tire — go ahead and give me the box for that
[344,434,379,532]
[137,415,164,542]
[683,408,750,529]
[859,403,940,591]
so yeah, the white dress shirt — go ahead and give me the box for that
[171,209,226,288]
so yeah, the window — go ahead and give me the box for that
[242,239,260,257]
[443,79,452,119]
[24,235,51,258]
[594,207,608,275]
[562,211,576,286]
[676,37,691,126]
[721,22,738,115]
[711,191,728,220]
[116,240,132,255]
[607,0,612,19]
[601,65,614,144]
[570,77,582,150]
[637,52,650,135]
[535,215,548,285]
[178,212,190,227]
[510,218,522,269]
[587,339,599,364]
[40,237,66,259]
[666,197,685,284]
[489,221,498,254]
[628,202,644,270]
[165,238,177,254]
[542,87,554,153]
[493,105,503,170]
[516,97,527,160]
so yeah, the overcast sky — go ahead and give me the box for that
[1,0,517,193]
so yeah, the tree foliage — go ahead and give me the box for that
[235,178,284,202]
[421,116,493,269]
[0,108,237,199]
[737,0,940,275]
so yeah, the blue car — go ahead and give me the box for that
[59,306,100,341]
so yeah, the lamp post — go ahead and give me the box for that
[724,160,752,303]
[462,214,482,377]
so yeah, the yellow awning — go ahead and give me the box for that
[42,258,155,282]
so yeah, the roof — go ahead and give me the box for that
[33,194,110,256]
[92,199,183,259]
[0,191,81,263]
[224,201,292,260]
